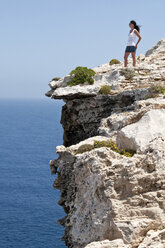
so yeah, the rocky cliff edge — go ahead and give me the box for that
[46,38,165,248]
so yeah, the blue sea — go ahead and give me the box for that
[0,99,67,248]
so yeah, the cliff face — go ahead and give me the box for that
[46,38,165,248]
[61,90,149,147]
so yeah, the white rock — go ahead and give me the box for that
[135,98,165,109]
[51,84,98,98]
[84,239,130,248]
[145,38,165,56]
[54,136,165,247]
[138,229,165,248]
[117,109,165,152]
[49,75,71,89]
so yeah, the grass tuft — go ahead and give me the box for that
[99,85,111,95]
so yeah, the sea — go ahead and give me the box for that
[0,99,67,248]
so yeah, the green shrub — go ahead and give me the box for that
[99,85,111,95]
[94,140,120,153]
[67,66,96,86]
[94,140,136,157]
[109,59,121,66]
[146,84,165,99]
[75,144,94,154]
[51,77,61,81]
[120,149,136,157]
[120,68,136,80]
[150,85,165,94]
[75,140,136,157]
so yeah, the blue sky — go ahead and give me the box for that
[1,0,165,99]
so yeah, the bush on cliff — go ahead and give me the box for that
[109,59,121,66]
[150,85,165,94]
[75,144,94,154]
[94,140,135,157]
[75,140,136,157]
[94,140,120,153]
[99,85,111,95]
[120,68,136,80]
[145,84,165,99]
[67,66,96,86]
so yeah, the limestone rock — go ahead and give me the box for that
[135,97,165,109]
[46,37,165,248]
[84,239,130,248]
[138,229,165,248]
[117,109,165,152]
[53,137,165,247]
[145,38,165,57]
[98,109,147,138]
[85,229,165,248]
[49,75,71,89]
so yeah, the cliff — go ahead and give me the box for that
[46,38,165,248]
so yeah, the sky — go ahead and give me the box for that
[1,0,165,99]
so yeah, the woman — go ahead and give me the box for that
[124,20,142,67]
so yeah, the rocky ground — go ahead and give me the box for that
[46,38,165,248]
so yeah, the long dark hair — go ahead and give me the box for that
[130,20,140,32]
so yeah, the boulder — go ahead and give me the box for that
[117,109,165,152]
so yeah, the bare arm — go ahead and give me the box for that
[134,29,142,47]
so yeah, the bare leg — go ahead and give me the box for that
[124,52,130,67]
[131,52,136,67]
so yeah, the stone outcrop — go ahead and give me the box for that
[46,38,165,248]
[117,109,165,152]
[84,229,165,248]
